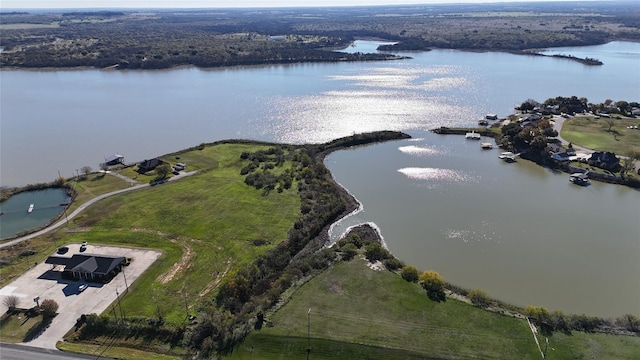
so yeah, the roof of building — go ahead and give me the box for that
[45,254,125,276]
[105,154,124,163]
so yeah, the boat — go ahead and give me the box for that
[569,172,590,186]
[28,204,34,213]
[481,142,493,149]
[465,131,481,140]
[478,119,489,126]
[498,152,516,162]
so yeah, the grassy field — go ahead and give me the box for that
[561,116,640,155]
[1,143,301,324]
[230,259,539,359]
[67,172,133,212]
[228,258,640,360]
[0,313,42,343]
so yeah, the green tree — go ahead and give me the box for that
[468,289,491,308]
[364,242,389,262]
[400,265,419,283]
[155,164,171,179]
[340,243,358,261]
[419,270,446,302]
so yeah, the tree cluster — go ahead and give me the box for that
[2,3,638,69]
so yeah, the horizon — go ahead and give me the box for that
[0,0,607,10]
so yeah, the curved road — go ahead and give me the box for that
[0,171,196,249]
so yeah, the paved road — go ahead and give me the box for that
[0,343,114,360]
[0,171,197,250]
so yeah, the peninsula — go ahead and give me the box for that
[1,131,638,360]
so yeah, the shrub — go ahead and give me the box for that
[40,299,59,319]
[339,243,358,261]
[468,289,491,308]
[383,257,404,271]
[400,266,419,283]
[364,242,390,262]
[419,270,446,302]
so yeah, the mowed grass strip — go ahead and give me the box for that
[57,341,182,360]
[246,259,540,360]
[63,143,300,323]
[561,116,640,154]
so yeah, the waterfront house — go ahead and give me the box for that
[138,158,168,173]
[105,154,125,166]
[548,143,575,161]
[588,151,621,172]
[45,254,126,282]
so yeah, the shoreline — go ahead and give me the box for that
[3,40,636,73]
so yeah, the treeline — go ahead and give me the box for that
[2,3,638,69]
[188,132,409,355]
[518,96,640,117]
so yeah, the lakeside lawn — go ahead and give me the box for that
[229,258,640,360]
[1,143,301,325]
[230,259,540,360]
[560,116,640,155]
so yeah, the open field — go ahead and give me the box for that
[561,116,640,155]
[235,258,539,359]
[230,258,640,359]
[67,173,134,213]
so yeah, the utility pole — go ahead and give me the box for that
[306,308,311,360]
[116,288,125,325]
[122,267,128,293]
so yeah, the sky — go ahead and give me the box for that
[1,0,568,10]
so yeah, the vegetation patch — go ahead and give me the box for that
[561,115,640,155]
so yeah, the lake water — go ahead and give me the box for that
[1,41,638,317]
[0,188,70,239]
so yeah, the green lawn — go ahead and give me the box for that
[67,144,300,323]
[67,172,133,212]
[0,313,42,343]
[230,259,540,359]
[229,258,640,360]
[561,116,640,155]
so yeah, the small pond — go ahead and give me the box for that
[0,188,70,239]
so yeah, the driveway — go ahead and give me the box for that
[0,244,161,349]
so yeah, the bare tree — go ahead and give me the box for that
[3,295,19,310]
[81,166,92,179]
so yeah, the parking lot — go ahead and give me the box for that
[0,243,161,349]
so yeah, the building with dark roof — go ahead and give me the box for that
[45,254,126,282]
[137,158,167,173]
[105,154,125,166]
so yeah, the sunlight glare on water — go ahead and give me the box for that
[269,64,479,143]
